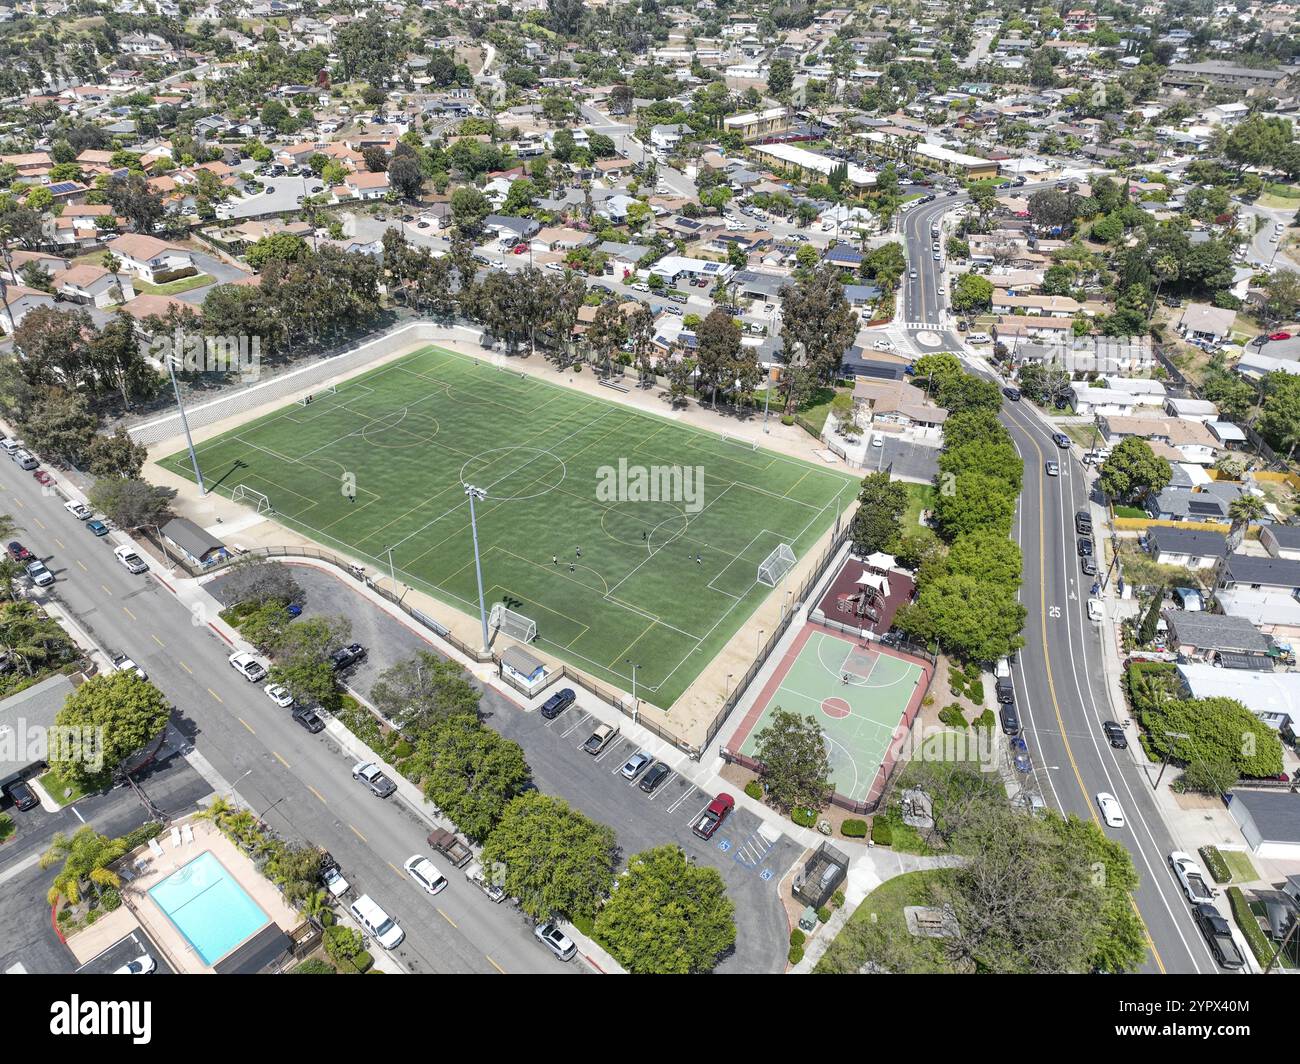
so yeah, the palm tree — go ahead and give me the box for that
[41,827,126,906]
[1228,494,1267,543]
[0,557,23,602]
[1147,254,1179,321]
[100,252,125,304]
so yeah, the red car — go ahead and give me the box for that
[6,541,32,562]
[32,469,52,486]
[692,793,735,839]
[512,244,528,255]
[1270,332,1292,341]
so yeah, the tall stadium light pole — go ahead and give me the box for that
[464,484,491,654]
[626,659,640,723]
[167,354,206,496]
[383,545,397,589]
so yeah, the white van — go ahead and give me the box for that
[966,332,992,345]
[349,894,404,949]
[1087,598,1104,624]
[0,438,20,455]
[14,449,38,470]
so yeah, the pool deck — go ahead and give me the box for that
[110,818,300,974]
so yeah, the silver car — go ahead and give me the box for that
[534,921,577,961]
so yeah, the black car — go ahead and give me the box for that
[1192,902,1246,970]
[1081,557,1097,576]
[292,705,325,733]
[639,761,671,793]
[540,687,575,720]
[1052,432,1071,449]
[1102,721,1127,749]
[999,703,1021,736]
[1078,537,1094,557]
[329,643,367,671]
[1075,509,1093,536]
[1002,386,1021,401]
[3,779,38,811]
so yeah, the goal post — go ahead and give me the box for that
[297,383,337,406]
[757,543,796,587]
[231,484,272,515]
[489,603,538,643]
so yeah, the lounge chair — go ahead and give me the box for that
[181,824,194,845]
[148,838,165,858]
[169,827,181,849]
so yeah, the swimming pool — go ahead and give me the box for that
[148,851,271,966]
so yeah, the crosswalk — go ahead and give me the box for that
[899,321,942,331]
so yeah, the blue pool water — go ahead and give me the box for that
[148,851,271,965]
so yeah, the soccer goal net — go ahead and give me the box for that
[231,484,272,514]
[297,383,337,406]
[489,603,538,643]
[757,543,796,587]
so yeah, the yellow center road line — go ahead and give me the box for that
[122,606,136,621]
[349,824,367,843]
[236,716,253,733]
[75,559,87,572]
[486,955,506,974]
[388,861,404,879]
[307,785,326,804]
[54,538,64,549]
[179,660,193,674]
[1021,421,1164,974]
[437,908,457,928]
[101,584,112,596]
[151,634,165,647]
[273,751,291,770]
[33,517,45,530]
[208,688,225,704]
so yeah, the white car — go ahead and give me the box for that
[113,545,148,574]
[534,921,577,961]
[872,339,895,351]
[544,261,563,271]
[111,654,146,681]
[403,854,449,895]
[114,954,156,975]
[820,221,834,231]
[264,683,294,708]
[63,501,91,520]
[1045,461,1060,476]
[1087,598,1104,624]
[1169,851,1216,903]
[1096,792,1125,828]
[228,652,268,682]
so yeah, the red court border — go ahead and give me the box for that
[726,620,934,811]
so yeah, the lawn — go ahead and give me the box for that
[795,384,846,436]
[162,345,859,707]
[37,764,87,808]
[814,868,958,973]
[133,273,213,296]
[1221,849,1259,884]
[903,481,936,533]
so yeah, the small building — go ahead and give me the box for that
[1178,302,1236,344]
[1262,524,1300,562]
[792,841,849,909]
[1221,553,1300,593]
[107,234,196,285]
[160,518,229,569]
[0,673,77,792]
[1146,526,1228,568]
[1164,611,1271,663]
[1227,790,1300,860]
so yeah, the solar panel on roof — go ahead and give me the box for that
[47,182,80,194]
[1188,500,1223,515]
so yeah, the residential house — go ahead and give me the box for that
[851,378,948,438]
[1165,611,1272,666]
[1178,302,1237,345]
[340,170,390,200]
[106,234,196,285]
[1226,791,1300,861]
[1099,414,1220,465]
[1261,524,1300,562]
[0,285,56,333]
[1146,526,1228,568]
[51,264,134,307]
[1220,553,1300,593]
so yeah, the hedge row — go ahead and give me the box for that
[1199,845,1232,884]
[1226,886,1273,966]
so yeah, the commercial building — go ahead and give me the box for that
[750,142,877,188]
[723,107,793,142]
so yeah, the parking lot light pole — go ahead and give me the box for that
[167,353,206,496]
[464,484,491,654]
[626,659,640,723]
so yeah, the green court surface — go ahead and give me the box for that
[161,345,858,706]
[737,627,925,801]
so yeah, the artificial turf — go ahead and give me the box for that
[161,345,859,706]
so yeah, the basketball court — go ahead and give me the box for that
[730,624,930,803]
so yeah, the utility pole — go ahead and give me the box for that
[464,483,491,653]
[167,353,206,495]
[1154,730,1190,790]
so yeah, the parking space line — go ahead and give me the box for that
[235,716,252,732]
[54,538,64,549]
[100,584,112,596]
[75,560,86,572]
[151,634,165,647]
[33,517,45,530]
[666,787,698,814]
[179,660,193,674]
[388,861,404,879]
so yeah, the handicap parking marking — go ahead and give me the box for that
[734,830,776,869]
[717,838,732,853]
[759,869,774,882]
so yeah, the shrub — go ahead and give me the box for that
[841,818,868,838]
[572,912,595,937]
[391,738,413,759]
[121,822,164,850]
[938,703,967,728]
[781,414,794,426]
[973,708,995,731]
[790,928,806,948]
[572,363,583,373]
[832,889,846,908]
[1226,886,1272,965]
[352,950,374,973]
[744,780,763,801]
[791,806,817,828]
[816,906,831,923]
[870,818,893,846]
[788,945,804,965]
[290,958,335,974]
[100,888,121,912]
[1199,845,1232,884]
[967,680,984,704]
[922,694,934,707]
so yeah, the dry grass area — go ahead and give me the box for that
[1117,539,1212,591]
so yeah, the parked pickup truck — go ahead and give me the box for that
[1169,851,1217,904]
[318,851,350,899]
[692,793,735,840]
[465,859,506,903]
[1192,902,1246,971]
[583,723,618,755]
[427,827,472,869]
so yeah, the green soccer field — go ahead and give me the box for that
[161,346,859,706]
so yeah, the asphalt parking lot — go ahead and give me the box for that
[75,928,175,975]
[870,437,941,482]
[210,563,795,972]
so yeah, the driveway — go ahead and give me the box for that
[218,176,312,221]
[175,250,253,304]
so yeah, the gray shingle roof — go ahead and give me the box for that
[1165,611,1270,654]
[1266,525,1300,550]
[1229,789,1300,844]
[1148,526,1228,559]
[1224,553,1300,589]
